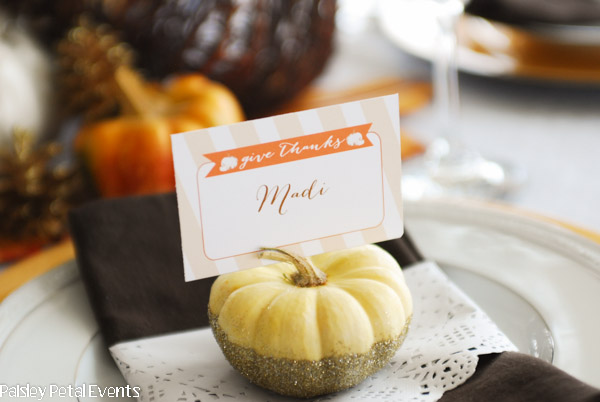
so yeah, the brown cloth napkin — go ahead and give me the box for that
[69,193,600,402]
[466,0,600,25]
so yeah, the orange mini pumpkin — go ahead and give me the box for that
[75,67,244,197]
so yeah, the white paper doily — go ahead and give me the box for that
[109,262,517,402]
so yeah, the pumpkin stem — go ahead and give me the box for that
[259,248,327,287]
[114,66,170,117]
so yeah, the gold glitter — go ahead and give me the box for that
[209,312,412,398]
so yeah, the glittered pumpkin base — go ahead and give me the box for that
[209,312,412,398]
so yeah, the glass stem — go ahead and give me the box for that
[433,1,463,149]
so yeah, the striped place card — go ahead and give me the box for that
[172,95,403,281]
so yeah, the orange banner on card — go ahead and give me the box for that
[204,123,373,177]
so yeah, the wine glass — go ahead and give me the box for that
[400,0,526,200]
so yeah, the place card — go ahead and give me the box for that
[172,95,403,281]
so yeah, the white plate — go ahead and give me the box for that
[377,0,516,77]
[377,0,600,84]
[1,199,600,402]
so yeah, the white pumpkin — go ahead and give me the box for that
[209,245,413,398]
[0,11,52,144]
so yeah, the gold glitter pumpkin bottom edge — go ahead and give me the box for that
[208,312,412,398]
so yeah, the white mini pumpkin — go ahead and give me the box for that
[209,245,413,398]
[0,12,51,144]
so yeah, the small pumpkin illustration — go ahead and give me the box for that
[209,245,412,398]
